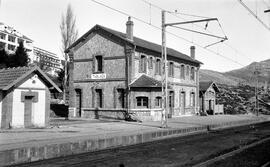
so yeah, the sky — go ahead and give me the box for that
[0,0,270,72]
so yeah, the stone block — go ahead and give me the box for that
[16,147,30,163]
[59,143,72,156]
[45,144,59,159]
[128,135,136,145]
[0,150,15,166]
[136,134,142,144]
[105,137,116,148]
[98,139,106,149]
[151,131,157,139]
[142,133,152,142]
[30,146,45,162]
[162,131,168,137]
[121,136,129,146]
[87,140,98,151]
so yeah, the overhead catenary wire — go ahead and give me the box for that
[238,0,270,31]
[90,0,247,67]
[141,0,257,63]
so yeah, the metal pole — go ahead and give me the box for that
[256,73,259,116]
[161,10,167,128]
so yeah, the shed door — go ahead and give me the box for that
[24,96,33,127]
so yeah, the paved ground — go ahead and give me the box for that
[0,114,268,151]
[12,121,270,167]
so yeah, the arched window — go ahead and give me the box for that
[155,96,162,108]
[190,92,195,107]
[139,55,147,73]
[169,62,174,77]
[155,58,161,75]
[190,67,195,80]
[180,65,185,79]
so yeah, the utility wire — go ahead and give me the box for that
[90,0,246,67]
[141,0,257,63]
[238,0,270,31]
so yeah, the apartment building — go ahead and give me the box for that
[0,23,62,75]
[0,22,34,60]
[33,47,61,76]
[66,18,202,121]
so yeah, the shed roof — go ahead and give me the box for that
[66,24,202,65]
[0,65,61,92]
[199,81,219,93]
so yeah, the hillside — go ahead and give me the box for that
[200,59,270,86]
[225,59,270,86]
[199,69,244,86]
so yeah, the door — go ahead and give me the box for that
[75,89,82,117]
[168,91,174,118]
[180,92,185,115]
[207,100,214,115]
[24,96,33,127]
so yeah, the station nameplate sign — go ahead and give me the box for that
[91,73,106,79]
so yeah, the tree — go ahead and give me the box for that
[0,49,8,69]
[12,42,29,67]
[0,42,28,68]
[60,3,78,104]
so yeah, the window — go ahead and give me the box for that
[180,65,185,79]
[190,67,195,80]
[139,55,147,73]
[0,42,5,50]
[155,96,162,108]
[95,55,103,72]
[186,66,190,77]
[0,33,6,40]
[95,89,103,108]
[149,57,153,69]
[8,35,15,42]
[169,62,174,77]
[136,96,148,108]
[8,44,15,51]
[17,38,24,44]
[155,58,161,75]
[117,89,125,108]
[190,92,195,107]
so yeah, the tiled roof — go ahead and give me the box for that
[199,81,219,93]
[0,66,61,92]
[130,74,162,88]
[67,24,202,65]
[100,25,202,64]
[0,66,32,90]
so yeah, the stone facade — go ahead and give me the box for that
[67,19,201,120]
[68,32,128,119]
[199,81,220,115]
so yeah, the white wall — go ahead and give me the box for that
[12,75,47,128]
[0,91,2,127]
[12,89,24,128]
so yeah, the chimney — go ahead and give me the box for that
[190,46,195,59]
[126,16,134,41]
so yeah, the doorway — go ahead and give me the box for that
[24,96,33,127]
[180,92,185,115]
[168,91,174,118]
[75,89,82,117]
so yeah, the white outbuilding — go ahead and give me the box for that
[0,66,61,129]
